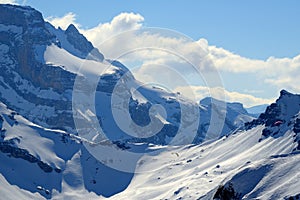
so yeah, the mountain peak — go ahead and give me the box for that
[200,97,247,114]
[0,4,43,26]
[245,90,300,144]
[279,89,293,97]
[65,23,79,34]
[0,3,54,46]
[63,23,104,61]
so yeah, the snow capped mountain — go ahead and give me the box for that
[110,90,300,200]
[0,101,136,199]
[45,23,104,62]
[1,3,300,200]
[245,90,300,150]
[198,97,254,142]
[0,4,251,145]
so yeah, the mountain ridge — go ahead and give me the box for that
[1,3,300,200]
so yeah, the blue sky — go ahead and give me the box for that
[23,0,300,60]
[4,0,300,106]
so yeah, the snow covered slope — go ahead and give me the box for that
[110,91,300,200]
[1,3,300,200]
[1,89,300,199]
[0,4,252,145]
[0,101,135,199]
[198,97,254,142]
[111,127,300,199]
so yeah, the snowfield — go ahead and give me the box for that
[110,126,300,200]
[1,98,300,199]
[1,4,300,200]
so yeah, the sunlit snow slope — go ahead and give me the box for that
[1,3,300,200]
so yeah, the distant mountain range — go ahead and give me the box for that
[0,4,299,200]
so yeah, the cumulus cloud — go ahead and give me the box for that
[83,12,144,48]
[46,11,300,106]
[209,46,300,92]
[175,86,275,107]
[0,0,17,4]
[208,46,266,73]
[46,12,80,30]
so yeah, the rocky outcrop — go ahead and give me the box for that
[65,24,104,61]
[0,141,60,173]
[213,183,240,200]
[244,90,300,150]
[0,4,254,146]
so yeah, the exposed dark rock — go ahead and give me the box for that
[113,141,131,150]
[293,118,300,134]
[213,183,240,200]
[129,99,151,126]
[65,24,104,61]
[0,115,3,130]
[54,168,62,173]
[0,142,55,173]
[37,160,53,173]
[244,90,300,148]
[285,193,300,200]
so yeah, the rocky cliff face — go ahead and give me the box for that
[0,4,75,131]
[64,24,104,61]
[1,4,300,200]
[0,4,108,133]
[0,101,133,198]
[198,97,254,143]
[0,4,253,145]
[245,90,300,150]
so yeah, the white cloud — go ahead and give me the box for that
[83,12,144,48]
[46,11,300,105]
[208,46,266,73]
[46,12,79,30]
[0,0,17,4]
[175,86,275,107]
[208,46,300,92]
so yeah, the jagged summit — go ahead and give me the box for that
[246,90,300,129]
[64,23,104,61]
[245,90,300,150]
[65,23,77,32]
[1,4,300,200]
[0,3,254,145]
[0,4,53,45]
[0,4,43,25]
[279,89,294,97]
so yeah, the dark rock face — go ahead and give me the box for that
[293,117,300,150]
[245,102,281,131]
[285,193,300,200]
[65,24,93,54]
[0,4,77,131]
[65,24,104,61]
[245,90,300,130]
[0,141,58,173]
[0,115,3,130]
[213,183,240,200]
[245,90,300,148]
[129,99,151,126]
[0,4,254,146]
[0,4,107,132]
[197,97,253,143]
[293,118,300,134]
[0,4,53,44]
